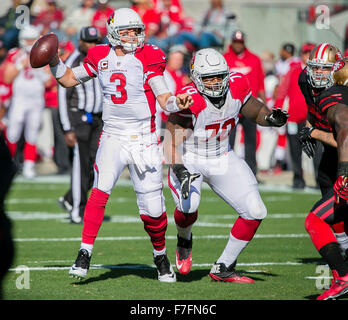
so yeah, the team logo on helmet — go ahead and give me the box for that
[333,59,345,73]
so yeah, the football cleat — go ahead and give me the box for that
[69,249,91,280]
[153,253,176,283]
[316,271,348,300]
[57,196,72,213]
[209,262,255,283]
[175,234,192,275]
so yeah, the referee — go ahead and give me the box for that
[57,27,103,224]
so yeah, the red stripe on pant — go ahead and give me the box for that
[140,212,168,251]
[82,188,109,245]
[174,208,198,228]
[24,142,37,161]
[305,211,337,251]
[231,217,262,241]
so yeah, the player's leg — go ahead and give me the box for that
[69,133,127,279]
[168,164,203,275]
[317,145,348,259]
[5,103,25,158]
[129,142,176,282]
[22,106,44,179]
[304,190,348,299]
[207,151,266,283]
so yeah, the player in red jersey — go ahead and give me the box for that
[45,8,193,282]
[164,48,288,282]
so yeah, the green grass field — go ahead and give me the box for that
[2,176,346,301]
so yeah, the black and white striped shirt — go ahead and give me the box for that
[58,50,103,132]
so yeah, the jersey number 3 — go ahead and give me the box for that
[110,73,127,104]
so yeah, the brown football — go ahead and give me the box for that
[30,33,58,68]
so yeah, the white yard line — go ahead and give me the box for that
[8,261,313,272]
[13,233,308,242]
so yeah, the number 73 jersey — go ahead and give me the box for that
[176,72,252,158]
[82,44,166,136]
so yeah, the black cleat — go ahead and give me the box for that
[69,249,91,279]
[153,254,176,283]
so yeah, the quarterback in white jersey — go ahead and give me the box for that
[164,48,288,282]
[4,25,51,179]
[46,8,192,282]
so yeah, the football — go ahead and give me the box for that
[30,33,58,68]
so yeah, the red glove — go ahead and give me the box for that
[334,175,348,203]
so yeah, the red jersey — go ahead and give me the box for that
[274,63,307,123]
[223,46,265,97]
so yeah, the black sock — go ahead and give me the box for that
[319,242,348,277]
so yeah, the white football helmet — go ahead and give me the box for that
[19,25,40,52]
[190,48,229,98]
[106,8,145,52]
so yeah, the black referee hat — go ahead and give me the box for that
[79,26,101,43]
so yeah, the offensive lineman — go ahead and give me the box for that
[44,8,193,282]
[164,48,288,282]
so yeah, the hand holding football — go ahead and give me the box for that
[30,33,58,68]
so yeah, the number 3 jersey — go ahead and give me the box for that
[175,72,252,158]
[82,44,166,136]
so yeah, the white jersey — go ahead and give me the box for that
[7,48,49,109]
[176,72,252,158]
[83,44,167,136]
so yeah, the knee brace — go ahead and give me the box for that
[136,189,165,218]
[243,192,267,220]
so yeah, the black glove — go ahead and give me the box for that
[298,127,317,159]
[172,164,200,200]
[265,108,289,127]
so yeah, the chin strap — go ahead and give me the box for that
[206,93,227,109]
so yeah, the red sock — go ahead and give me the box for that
[140,212,168,251]
[231,217,262,241]
[81,188,109,245]
[174,208,198,228]
[24,142,37,161]
[305,212,337,251]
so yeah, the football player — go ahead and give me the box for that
[3,25,52,178]
[304,58,348,300]
[163,48,288,282]
[298,43,348,260]
[46,8,193,282]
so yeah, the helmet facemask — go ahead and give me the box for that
[200,73,229,98]
[306,61,333,89]
[106,24,145,52]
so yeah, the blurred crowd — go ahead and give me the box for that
[0,0,347,189]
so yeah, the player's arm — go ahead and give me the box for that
[163,113,199,199]
[48,54,83,88]
[327,103,348,202]
[308,127,337,148]
[240,95,288,127]
[3,54,29,84]
[149,76,193,112]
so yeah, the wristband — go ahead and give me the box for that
[166,95,181,113]
[337,162,348,177]
[50,58,67,79]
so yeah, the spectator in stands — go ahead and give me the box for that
[92,0,114,42]
[223,30,266,176]
[274,42,316,189]
[0,0,34,50]
[33,0,64,35]
[171,0,233,51]
[131,0,161,42]
[61,0,96,45]
[275,43,301,79]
